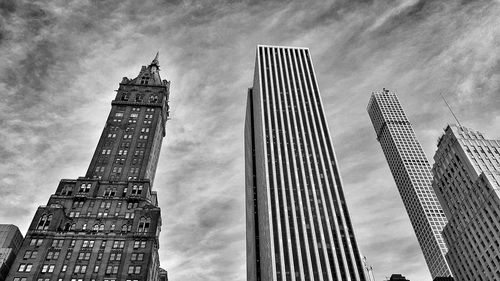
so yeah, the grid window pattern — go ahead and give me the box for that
[246,45,366,281]
[367,91,451,278]
[432,125,500,280]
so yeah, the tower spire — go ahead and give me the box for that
[151,51,159,67]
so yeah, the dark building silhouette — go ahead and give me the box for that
[388,274,409,281]
[158,268,168,281]
[245,45,366,281]
[6,54,170,281]
[0,225,23,281]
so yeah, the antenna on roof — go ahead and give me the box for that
[440,92,462,127]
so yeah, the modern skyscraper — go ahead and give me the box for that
[432,125,500,280]
[245,45,366,281]
[366,90,452,279]
[6,54,170,281]
[0,225,23,280]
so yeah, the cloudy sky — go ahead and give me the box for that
[1,0,500,280]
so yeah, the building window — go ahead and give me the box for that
[82,240,95,248]
[128,265,141,274]
[23,250,37,259]
[133,241,146,249]
[138,217,151,233]
[104,188,117,197]
[51,239,63,248]
[112,241,125,249]
[18,264,32,272]
[41,264,55,273]
[135,94,144,102]
[77,252,91,260]
[106,265,119,274]
[79,183,91,193]
[121,93,129,101]
[149,95,158,103]
[61,185,73,196]
[131,185,143,195]
[46,251,59,260]
[37,214,52,230]
[131,253,144,261]
[73,265,87,274]
[109,252,122,261]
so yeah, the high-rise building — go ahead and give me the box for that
[245,45,366,281]
[0,225,23,280]
[366,90,452,279]
[6,54,170,281]
[432,125,500,280]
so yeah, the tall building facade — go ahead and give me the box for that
[432,125,500,280]
[0,225,23,280]
[366,90,452,279]
[245,45,366,281]
[6,54,170,281]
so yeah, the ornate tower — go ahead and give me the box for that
[7,54,170,281]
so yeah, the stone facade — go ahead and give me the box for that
[6,54,170,281]
[432,125,500,280]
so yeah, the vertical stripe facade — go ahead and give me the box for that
[246,45,366,281]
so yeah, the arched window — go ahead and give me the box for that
[121,224,128,232]
[37,215,47,230]
[37,214,52,230]
[149,95,158,103]
[93,224,99,232]
[121,93,129,101]
[99,224,105,232]
[137,217,151,233]
[135,94,144,102]
[82,224,87,230]
[70,223,76,231]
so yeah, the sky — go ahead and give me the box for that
[0,0,500,280]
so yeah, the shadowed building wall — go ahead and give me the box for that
[0,225,23,281]
[432,125,500,280]
[245,45,366,281]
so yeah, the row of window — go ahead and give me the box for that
[61,184,145,197]
[120,92,159,103]
[24,264,143,275]
[29,238,148,249]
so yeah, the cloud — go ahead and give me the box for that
[0,1,499,281]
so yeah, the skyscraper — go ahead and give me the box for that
[366,90,452,279]
[6,54,170,281]
[432,125,500,280]
[245,45,366,281]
